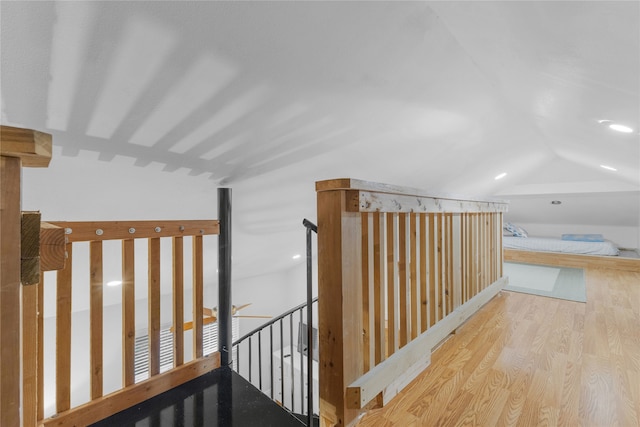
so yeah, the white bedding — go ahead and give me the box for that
[503,236,619,256]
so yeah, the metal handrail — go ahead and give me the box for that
[232,297,318,347]
[302,219,316,427]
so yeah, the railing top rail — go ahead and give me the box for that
[233,297,318,346]
[316,178,508,205]
[47,219,219,242]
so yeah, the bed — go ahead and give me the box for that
[503,235,619,256]
[502,223,620,256]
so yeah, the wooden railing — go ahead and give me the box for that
[316,179,509,427]
[23,220,220,427]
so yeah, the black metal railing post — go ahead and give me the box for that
[303,219,317,426]
[218,188,232,367]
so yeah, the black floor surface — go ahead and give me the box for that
[90,367,305,427]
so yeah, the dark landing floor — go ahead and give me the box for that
[91,367,305,427]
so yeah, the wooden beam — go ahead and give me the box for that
[1,156,22,427]
[0,125,52,167]
[21,211,41,285]
[40,222,66,271]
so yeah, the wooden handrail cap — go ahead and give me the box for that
[0,125,52,167]
[316,178,508,205]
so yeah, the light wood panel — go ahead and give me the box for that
[357,267,640,426]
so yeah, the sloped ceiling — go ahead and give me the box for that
[1,1,639,279]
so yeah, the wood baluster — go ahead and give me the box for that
[398,213,408,348]
[386,212,396,356]
[193,235,204,359]
[361,213,371,372]
[122,239,135,387]
[372,212,385,365]
[409,214,418,340]
[173,237,184,367]
[419,214,428,332]
[148,238,161,376]
[56,243,73,413]
[90,241,103,398]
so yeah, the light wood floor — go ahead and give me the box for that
[357,267,640,426]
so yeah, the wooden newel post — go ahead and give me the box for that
[0,125,52,427]
[316,180,365,427]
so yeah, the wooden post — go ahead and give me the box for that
[316,183,364,427]
[1,155,23,427]
[1,125,52,427]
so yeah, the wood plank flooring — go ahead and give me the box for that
[357,267,640,426]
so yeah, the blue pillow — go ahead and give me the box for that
[561,234,604,242]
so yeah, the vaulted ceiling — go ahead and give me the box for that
[2,1,639,279]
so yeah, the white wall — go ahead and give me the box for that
[231,258,317,339]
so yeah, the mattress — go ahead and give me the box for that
[503,236,619,256]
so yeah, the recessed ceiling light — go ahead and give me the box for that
[494,172,507,180]
[600,165,617,171]
[106,280,122,287]
[608,123,633,133]
[598,119,612,124]
[292,254,301,260]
